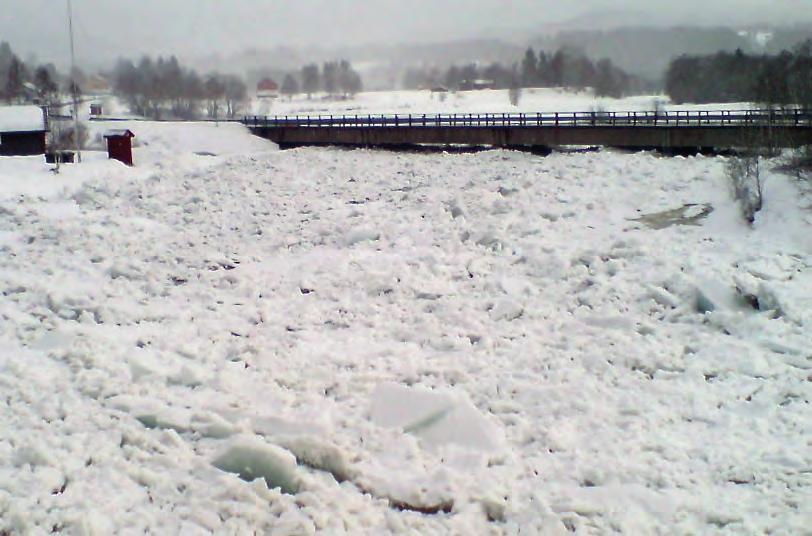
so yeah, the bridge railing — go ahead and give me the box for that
[243,109,812,129]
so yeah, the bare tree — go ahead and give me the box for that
[508,70,522,106]
[204,74,226,119]
[726,126,774,225]
[224,75,247,119]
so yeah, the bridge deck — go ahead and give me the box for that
[244,109,812,150]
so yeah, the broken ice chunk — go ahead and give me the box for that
[370,383,502,452]
[212,436,301,494]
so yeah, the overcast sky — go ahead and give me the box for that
[0,0,806,66]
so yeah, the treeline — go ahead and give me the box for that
[112,56,247,119]
[541,26,812,79]
[0,41,61,104]
[403,46,651,98]
[279,60,363,99]
[665,41,812,105]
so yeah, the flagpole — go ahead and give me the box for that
[67,0,82,163]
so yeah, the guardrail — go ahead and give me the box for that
[243,109,812,129]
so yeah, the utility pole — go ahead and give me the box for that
[67,0,82,163]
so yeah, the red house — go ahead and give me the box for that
[104,129,135,166]
[257,78,279,99]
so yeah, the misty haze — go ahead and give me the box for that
[0,1,810,534]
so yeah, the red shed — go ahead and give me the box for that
[104,129,135,166]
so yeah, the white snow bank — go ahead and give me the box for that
[0,153,139,201]
[85,120,277,159]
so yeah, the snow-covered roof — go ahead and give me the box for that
[0,105,45,133]
[104,129,135,138]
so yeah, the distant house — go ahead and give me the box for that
[460,79,495,91]
[85,75,112,95]
[257,78,280,99]
[0,105,47,156]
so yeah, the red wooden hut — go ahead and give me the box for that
[104,129,135,166]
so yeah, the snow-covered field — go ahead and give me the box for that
[1,118,810,534]
[247,88,750,118]
[90,87,751,122]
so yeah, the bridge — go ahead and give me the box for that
[244,109,812,152]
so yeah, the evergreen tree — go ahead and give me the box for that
[594,59,624,98]
[301,64,320,98]
[34,65,58,101]
[4,56,25,103]
[323,62,339,96]
[338,60,363,97]
[281,74,299,99]
[521,48,539,87]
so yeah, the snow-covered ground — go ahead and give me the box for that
[87,87,751,122]
[1,119,810,534]
[248,88,750,118]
